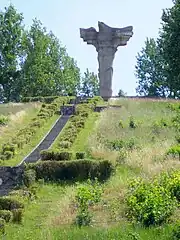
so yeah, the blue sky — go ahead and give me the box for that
[1,0,173,95]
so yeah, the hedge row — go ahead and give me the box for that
[0,197,24,226]
[77,96,104,105]
[40,149,86,161]
[21,96,59,103]
[22,96,76,104]
[0,97,69,161]
[28,159,114,182]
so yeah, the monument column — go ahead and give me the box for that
[80,22,133,100]
[97,46,117,99]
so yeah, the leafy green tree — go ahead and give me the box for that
[0,5,24,101]
[118,89,127,97]
[20,19,60,97]
[80,68,99,97]
[135,38,168,97]
[61,53,81,96]
[20,19,81,98]
[160,0,180,98]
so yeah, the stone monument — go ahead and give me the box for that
[80,22,133,100]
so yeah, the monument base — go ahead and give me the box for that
[101,96,111,101]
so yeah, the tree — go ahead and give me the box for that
[20,19,81,97]
[135,38,168,97]
[80,69,99,97]
[20,19,60,97]
[118,89,127,97]
[0,5,24,101]
[0,5,82,101]
[61,53,81,96]
[159,0,180,98]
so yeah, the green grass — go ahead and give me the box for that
[0,103,41,146]
[2,98,180,239]
[4,182,174,240]
[1,114,59,166]
[5,183,75,240]
[0,102,39,116]
[71,112,99,153]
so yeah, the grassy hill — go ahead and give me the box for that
[0,98,180,239]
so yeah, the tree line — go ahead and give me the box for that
[135,0,180,98]
[0,5,99,102]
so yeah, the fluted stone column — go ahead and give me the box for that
[80,22,133,100]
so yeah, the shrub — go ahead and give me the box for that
[43,96,58,103]
[159,170,180,202]
[129,116,137,129]
[29,159,114,182]
[0,210,13,223]
[167,145,180,160]
[116,149,128,164]
[153,119,170,132]
[3,151,14,160]
[126,138,137,150]
[58,141,72,149]
[29,120,45,128]
[2,144,16,155]
[126,177,177,227]
[21,96,59,103]
[119,120,124,128]
[40,150,72,161]
[0,197,24,210]
[175,134,180,144]
[23,169,36,187]
[12,208,23,223]
[40,149,55,160]
[0,218,5,235]
[75,179,103,227]
[76,120,85,128]
[107,139,124,151]
[76,152,86,159]
[171,222,180,240]
[57,151,72,161]
[0,115,9,126]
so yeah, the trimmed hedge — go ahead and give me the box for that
[76,152,86,159]
[29,159,114,182]
[0,218,5,234]
[0,210,13,223]
[0,198,24,211]
[40,149,73,161]
[21,96,59,103]
[23,169,36,187]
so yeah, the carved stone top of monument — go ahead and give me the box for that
[80,21,133,51]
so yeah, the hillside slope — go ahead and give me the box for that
[2,98,180,240]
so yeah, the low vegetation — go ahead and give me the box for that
[0,97,180,239]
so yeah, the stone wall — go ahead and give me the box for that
[0,166,24,196]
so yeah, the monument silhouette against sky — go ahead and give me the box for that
[80,22,133,100]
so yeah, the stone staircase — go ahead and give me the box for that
[18,115,70,165]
